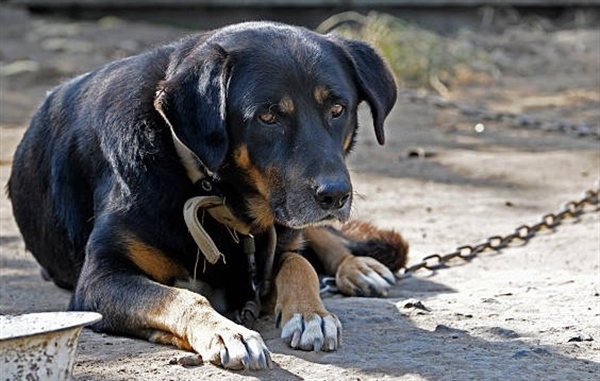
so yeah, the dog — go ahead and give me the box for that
[7,21,408,370]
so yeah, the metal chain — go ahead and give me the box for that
[400,182,600,275]
[399,89,600,139]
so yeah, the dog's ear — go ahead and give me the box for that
[155,44,231,173]
[331,37,397,145]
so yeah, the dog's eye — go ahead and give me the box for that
[258,112,277,125]
[330,104,345,118]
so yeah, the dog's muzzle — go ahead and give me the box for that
[314,180,351,211]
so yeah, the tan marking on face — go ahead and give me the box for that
[125,236,189,284]
[246,195,276,231]
[279,96,295,114]
[343,131,354,152]
[233,144,251,168]
[233,145,282,231]
[313,86,330,105]
[233,145,270,198]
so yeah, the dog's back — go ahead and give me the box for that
[7,46,176,289]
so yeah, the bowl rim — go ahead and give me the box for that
[0,311,102,341]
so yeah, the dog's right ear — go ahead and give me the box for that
[155,43,231,174]
[329,36,397,146]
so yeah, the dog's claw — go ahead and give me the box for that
[280,313,341,352]
[205,327,272,370]
[283,313,303,348]
[322,315,342,351]
[383,272,396,285]
[313,337,322,352]
[336,256,396,297]
[291,330,302,348]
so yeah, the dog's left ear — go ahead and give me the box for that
[155,44,231,174]
[331,37,397,145]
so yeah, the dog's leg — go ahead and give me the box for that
[75,272,272,370]
[72,233,272,370]
[274,252,342,351]
[305,221,408,297]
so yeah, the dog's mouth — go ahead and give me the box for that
[239,175,353,231]
[243,194,348,231]
[271,201,351,230]
[277,215,341,230]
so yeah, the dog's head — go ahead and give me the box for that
[156,22,396,230]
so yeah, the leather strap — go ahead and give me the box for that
[156,95,256,266]
[184,196,251,264]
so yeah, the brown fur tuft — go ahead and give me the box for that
[340,220,409,272]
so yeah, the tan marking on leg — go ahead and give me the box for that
[141,286,271,369]
[335,255,395,296]
[305,226,352,276]
[148,330,193,351]
[125,236,189,284]
[274,252,328,323]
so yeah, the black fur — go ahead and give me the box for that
[8,22,396,341]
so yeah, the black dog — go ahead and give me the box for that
[8,22,407,370]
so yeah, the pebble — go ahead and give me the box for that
[169,354,203,367]
[567,334,594,343]
[403,300,432,312]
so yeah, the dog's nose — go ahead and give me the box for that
[314,180,351,211]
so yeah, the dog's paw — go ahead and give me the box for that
[200,325,273,370]
[279,312,342,352]
[336,256,396,297]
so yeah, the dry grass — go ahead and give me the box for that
[318,11,497,94]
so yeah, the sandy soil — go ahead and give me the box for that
[1,5,599,381]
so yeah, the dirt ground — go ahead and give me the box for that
[1,4,599,381]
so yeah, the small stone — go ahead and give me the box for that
[403,300,432,312]
[169,354,203,367]
[568,334,594,343]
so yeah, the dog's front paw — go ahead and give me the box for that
[336,256,396,297]
[190,322,272,370]
[278,312,341,352]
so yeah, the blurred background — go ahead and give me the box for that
[5,0,600,32]
[1,0,598,126]
[1,2,599,380]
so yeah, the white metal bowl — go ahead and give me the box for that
[0,311,102,381]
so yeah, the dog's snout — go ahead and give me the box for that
[315,180,351,211]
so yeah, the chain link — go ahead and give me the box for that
[395,90,599,274]
[400,183,600,275]
[399,89,600,139]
